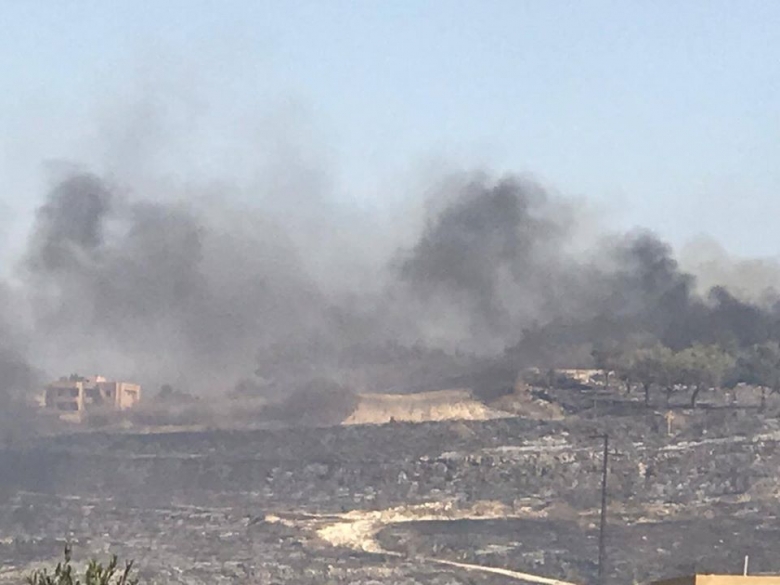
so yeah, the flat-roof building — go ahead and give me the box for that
[43,375,141,422]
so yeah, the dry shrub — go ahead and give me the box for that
[0,398,43,446]
[129,402,214,428]
[226,397,268,425]
[265,378,358,427]
[85,410,116,429]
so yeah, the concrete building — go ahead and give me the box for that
[43,375,141,421]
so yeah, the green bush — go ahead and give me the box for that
[26,545,139,585]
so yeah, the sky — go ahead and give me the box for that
[1,1,779,259]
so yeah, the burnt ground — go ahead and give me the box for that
[376,513,780,583]
[1,393,780,585]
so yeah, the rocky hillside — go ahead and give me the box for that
[0,405,778,584]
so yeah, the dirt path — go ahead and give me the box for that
[424,557,578,585]
[268,500,580,585]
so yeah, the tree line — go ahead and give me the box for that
[590,340,780,410]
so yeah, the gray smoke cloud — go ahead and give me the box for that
[19,171,346,395]
[398,175,562,337]
[0,279,39,444]
[680,236,780,304]
[394,175,780,367]
[1,161,779,427]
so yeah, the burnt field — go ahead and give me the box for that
[1,408,780,585]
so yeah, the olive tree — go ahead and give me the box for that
[674,344,735,409]
[734,341,780,411]
[591,342,623,390]
[623,344,675,407]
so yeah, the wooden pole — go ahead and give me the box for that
[598,434,609,585]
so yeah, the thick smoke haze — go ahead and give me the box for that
[1,160,780,414]
[680,236,780,304]
[18,171,345,394]
[398,176,566,343]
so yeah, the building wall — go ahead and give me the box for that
[43,377,141,419]
[44,382,85,413]
[117,382,141,410]
[96,382,118,408]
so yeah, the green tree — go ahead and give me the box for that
[674,344,736,409]
[734,341,780,411]
[611,334,659,396]
[591,343,622,390]
[626,344,675,407]
[26,546,139,585]
[614,350,636,395]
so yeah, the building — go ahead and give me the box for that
[43,375,141,421]
[652,576,780,585]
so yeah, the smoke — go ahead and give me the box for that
[19,170,347,394]
[680,236,780,304]
[0,279,39,444]
[29,174,113,272]
[2,145,780,417]
[394,174,780,368]
[398,175,565,341]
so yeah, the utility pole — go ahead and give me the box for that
[597,433,609,585]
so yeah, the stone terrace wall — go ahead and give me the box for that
[2,416,778,514]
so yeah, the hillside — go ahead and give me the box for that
[2,398,779,584]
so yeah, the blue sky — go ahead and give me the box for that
[1,1,779,257]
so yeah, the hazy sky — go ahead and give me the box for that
[1,1,779,258]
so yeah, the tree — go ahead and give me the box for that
[625,344,674,407]
[674,344,736,409]
[733,341,780,411]
[26,545,139,585]
[614,351,636,395]
[609,333,659,396]
[591,343,622,390]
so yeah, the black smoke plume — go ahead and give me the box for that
[1,168,779,417]
[21,171,343,394]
